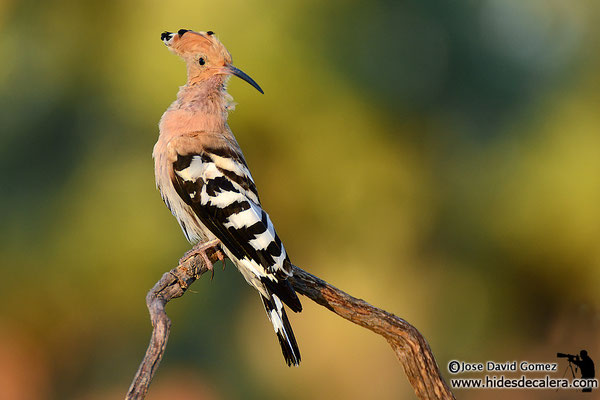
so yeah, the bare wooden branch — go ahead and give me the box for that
[126,248,454,400]
[288,267,454,399]
[125,245,219,400]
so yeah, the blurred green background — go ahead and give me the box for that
[1,0,599,399]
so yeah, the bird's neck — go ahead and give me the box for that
[181,75,232,108]
[163,76,234,134]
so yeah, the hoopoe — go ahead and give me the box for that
[153,29,302,366]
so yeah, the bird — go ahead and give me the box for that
[153,29,302,366]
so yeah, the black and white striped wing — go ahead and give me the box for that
[170,148,301,311]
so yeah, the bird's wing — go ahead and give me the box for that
[169,137,298,293]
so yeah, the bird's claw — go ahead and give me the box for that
[215,249,226,270]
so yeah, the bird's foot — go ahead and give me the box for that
[179,239,223,278]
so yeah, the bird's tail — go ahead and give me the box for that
[260,291,301,366]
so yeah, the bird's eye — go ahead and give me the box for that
[199,57,206,66]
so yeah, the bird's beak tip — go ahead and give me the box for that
[227,65,264,94]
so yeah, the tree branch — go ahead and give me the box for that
[288,267,454,399]
[126,247,454,399]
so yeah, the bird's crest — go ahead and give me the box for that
[161,29,232,65]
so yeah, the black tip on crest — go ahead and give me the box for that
[178,29,189,37]
[207,31,214,36]
[161,31,172,41]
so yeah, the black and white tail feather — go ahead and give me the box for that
[261,291,301,366]
[167,143,302,366]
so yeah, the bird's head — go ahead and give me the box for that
[161,29,263,94]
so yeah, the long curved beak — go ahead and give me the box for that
[220,65,264,94]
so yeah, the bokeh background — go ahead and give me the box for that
[1,0,599,399]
